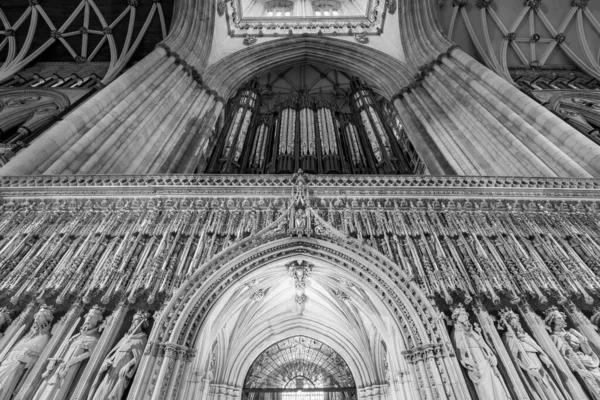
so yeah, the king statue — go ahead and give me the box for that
[501,309,570,400]
[545,307,600,400]
[34,305,105,400]
[0,304,54,400]
[87,310,150,400]
[452,305,511,400]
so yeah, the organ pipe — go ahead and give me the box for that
[206,82,423,175]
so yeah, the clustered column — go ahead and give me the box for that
[0,46,224,176]
[393,47,600,178]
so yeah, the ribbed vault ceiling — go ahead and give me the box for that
[0,0,174,64]
[439,0,600,80]
[188,255,401,391]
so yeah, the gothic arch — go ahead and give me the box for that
[202,36,415,100]
[131,200,470,400]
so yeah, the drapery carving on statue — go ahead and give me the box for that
[0,304,54,399]
[34,305,105,400]
[545,307,600,399]
[451,305,511,400]
[500,309,571,400]
[87,310,150,400]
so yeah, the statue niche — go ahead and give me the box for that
[451,305,511,400]
[500,309,570,400]
[0,304,55,399]
[34,305,105,400]
[545,307,600,399]
[87,310,150,400]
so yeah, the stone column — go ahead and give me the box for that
[181,100,225,174]
[402,350,433,400]
[451,48,600,177]
[128,340,162,400]
[70,303,129,400]
[200,378,210,400]
[150,342,180,400]
[392,98,450,175]
[14,302,84,400]
[518,304,588,400]
[472,305,530,400]
[165,347,195,400]
[0,48,167,176]
[0,302,36,354]
[173,349,196,400]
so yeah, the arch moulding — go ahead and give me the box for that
[127,191,472,400]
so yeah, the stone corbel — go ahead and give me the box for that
[14,301,84,400]
[518,304,588,400]
[472,304,530,400]
[69,302,129,400]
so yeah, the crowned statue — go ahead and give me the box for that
[451,305,511,400]
[0,304,54,400]
[87,310,150,400]
[501,309,570,400]
[34,305,105,400]
[545,307,600,399]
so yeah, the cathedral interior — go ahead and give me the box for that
[0,1,600,400]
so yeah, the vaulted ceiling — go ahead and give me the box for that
[438,0,600,81]
[0,0,174,82]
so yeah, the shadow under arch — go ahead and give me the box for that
[202,36,415,100]
[132,209,471,400]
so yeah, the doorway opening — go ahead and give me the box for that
[242,336,357,400]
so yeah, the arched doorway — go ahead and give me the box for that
[242,335,357,400]
[132,190,470,400]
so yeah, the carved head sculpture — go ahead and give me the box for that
[451,304,471,330]
[500,309,523,334]
[0,307,12,329]
[31,304,55,334]
[81,305,105,333]
[128,310,151,334]
[544,307,568,333]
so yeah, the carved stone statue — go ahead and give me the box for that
[0,304,54,400]
[451,305,510,400]
[87,311,150,400]
[34,306,105,400]
[501,309,570,400]
[545,307,600,399]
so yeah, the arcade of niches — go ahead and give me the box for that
[1,1,600,400]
